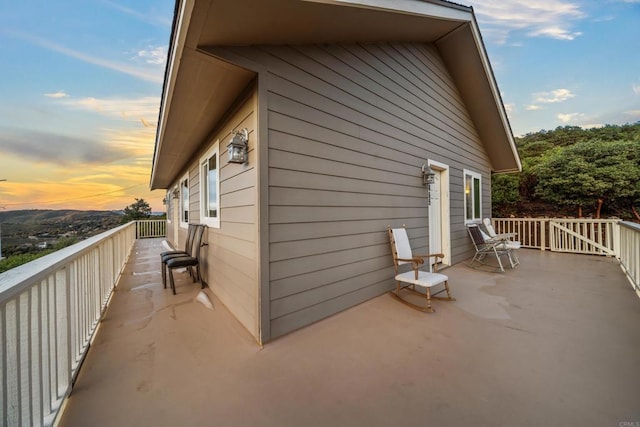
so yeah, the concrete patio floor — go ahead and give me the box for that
[59,238,640,427]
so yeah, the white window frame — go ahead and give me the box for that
[463,169,482,224]
[199,140,221,228]
[166,189,173,223]
[179,174,189,228]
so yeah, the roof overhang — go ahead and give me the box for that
[151,0,521,189]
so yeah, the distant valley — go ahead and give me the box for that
[0,209,123,256]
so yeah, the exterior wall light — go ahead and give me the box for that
[421,162,435,186]
[172,187,180,199]
[227,128,249,164]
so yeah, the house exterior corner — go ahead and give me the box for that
[152,0,519,343]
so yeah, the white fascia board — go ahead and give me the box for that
[467,17,522,172]
[151,0,195,189]
[302,0,471,21]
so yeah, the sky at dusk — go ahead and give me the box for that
[0,0,638,212]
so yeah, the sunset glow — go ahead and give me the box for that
[0,1,172,212]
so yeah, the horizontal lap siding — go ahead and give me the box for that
[173,88,259,338]
[230,43,491,339]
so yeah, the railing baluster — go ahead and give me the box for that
[6,300,18,426]
[19,293,30,425]
[30,286,41,427]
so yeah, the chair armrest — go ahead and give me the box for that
[489,232,517,241]
[479,240,502,250]
[396,257,425,266]
[407,254,445,275]
[414,253,444,260]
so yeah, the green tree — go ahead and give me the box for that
[121,198,152,223]
[534,140,640,218]
[491,123,640,219]
[0,237,78,273]
[491,173,520,217]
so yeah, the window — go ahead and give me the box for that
[179,175,189,227]
[200,141,220,228]
[464,169,482,223]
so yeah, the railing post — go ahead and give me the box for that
[613,221,620,260]
[541,219,546,251]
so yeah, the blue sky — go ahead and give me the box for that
[467,0,640,135]
[0,0,638,210]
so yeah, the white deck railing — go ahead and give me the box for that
[548,219,618,256]
[0,222,139,427]
[493,218,619,254]
[492,218,548,249]
[136,219,167,239]
[493,217,639,296]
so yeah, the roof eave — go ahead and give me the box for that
[435,15,521,174]
[150,0,195,190]
[151,0,521,190]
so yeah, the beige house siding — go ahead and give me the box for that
[214,43,492,339]
[168,86,260,338]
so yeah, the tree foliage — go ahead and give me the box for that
[0,237,78,273]
[492,123,640,220]
[535,140,640,217]
[121,198,152,223]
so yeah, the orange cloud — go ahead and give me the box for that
[1,179,163,211]
[0,125,164,212]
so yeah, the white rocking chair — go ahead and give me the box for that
[388,227,455,312]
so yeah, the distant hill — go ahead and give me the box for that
[0,210,124,256]
[0,209,123,224]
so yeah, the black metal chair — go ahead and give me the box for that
[165,225,207,294]
[161,224,203,288]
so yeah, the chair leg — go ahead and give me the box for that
[444,281,454,301]
[509,250,520,266]
[493,248,505,272]
[425,287,434,313]
[509,250,516,268]
[161,261,167,288]
[168,267,177,295]
[196,265,204,289]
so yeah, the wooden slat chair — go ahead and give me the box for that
[388,227,454,313]
[166,225,208,295]
[467,224,515,273]
[161,224,200,288]
[482,218,521,267]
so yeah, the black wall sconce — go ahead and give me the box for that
[227,128,249,164]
